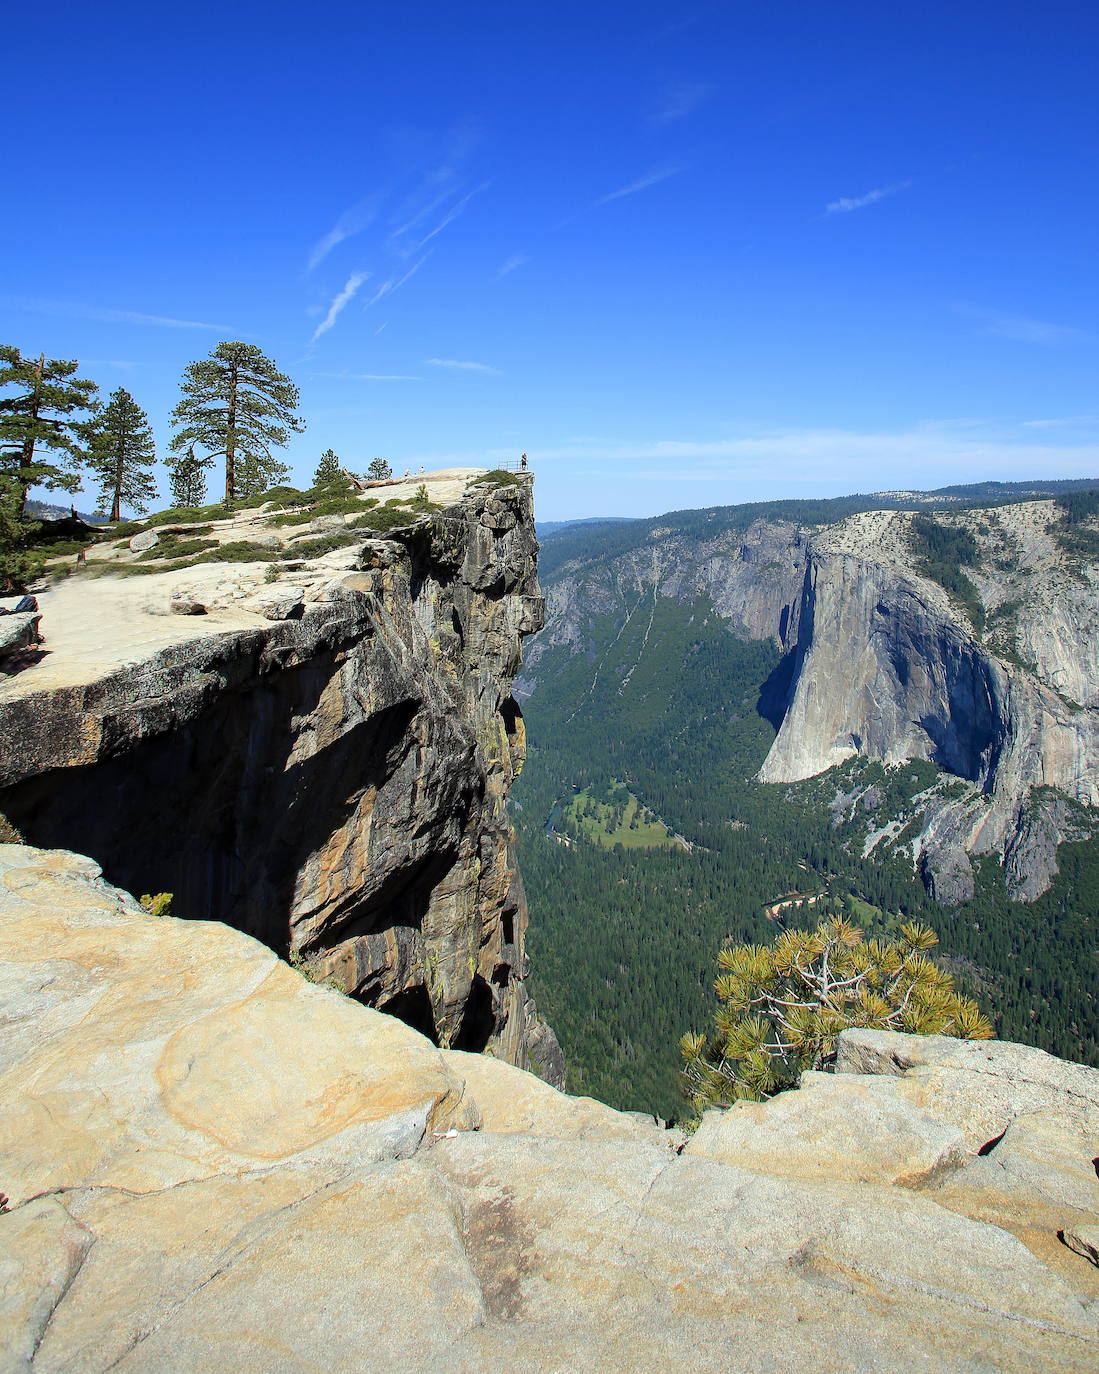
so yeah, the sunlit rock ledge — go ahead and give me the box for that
[2,844,1097,1373]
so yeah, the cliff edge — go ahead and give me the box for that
[0,469,560,1074]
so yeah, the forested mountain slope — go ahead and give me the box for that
[512,480,1099,1118]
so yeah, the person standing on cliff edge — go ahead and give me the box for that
[520,452,527,470]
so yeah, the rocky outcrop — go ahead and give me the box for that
[0,596,40,663]
[759,506,1099,899]
[0,472,558,1070]
[2,844,1097,1373]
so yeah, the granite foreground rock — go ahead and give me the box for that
[0,470,557,1071]
[2,845,1097,1373]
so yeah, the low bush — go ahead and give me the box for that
[109,521,146,540]
[234,485,306,510]
[146,502,232,527]
[268,496,366,528]
[347,507,415,533]
[281,533,360,559]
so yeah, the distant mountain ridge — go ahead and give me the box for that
[536,516,633,537]
[25,499,109,524]
[534,476,1099,579]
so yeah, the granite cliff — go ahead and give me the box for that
[526,498,1099,901]
[0,469,560,1073]
[2,844,1097,1372]
[759,504,1099,902]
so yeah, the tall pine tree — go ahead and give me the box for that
[85,388,157,521]
[168,342,304,503]
[0,346,98,513]
[168,449,211,508]
[314,448,342,485]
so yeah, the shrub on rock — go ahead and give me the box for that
[680,916,992,1110]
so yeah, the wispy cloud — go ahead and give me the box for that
[374,322,388,335]
[987,314,1085,345]
[82,359,136,370]
[311,370,421,382]
[653,81,712,124]
[363,254,430,310]
[425,358,500,375]
[826,180,910,215]
[302,128,486,341]
[3,296,236,331]
[307,198,380,272]
[596,164,682,206]
[957,305,1089,345]
[403,182,488,256]
[311,271,370,342]
[1021,415,1098,428]
[497,253,528,278]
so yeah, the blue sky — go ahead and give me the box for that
[4,0,1098,520]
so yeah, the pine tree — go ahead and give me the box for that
[680,916,993,1111]
[235,449,290,499]
[168,342,304,503]
[314,448,342,486]
[84,388,158,521]
[0,477,38,591]
[168,448,210,508]
[0,346,98,513]
[367,457,392,479]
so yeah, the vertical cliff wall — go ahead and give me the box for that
[759,507,1099,900]
[0,473,561,1075]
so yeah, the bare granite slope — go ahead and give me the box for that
[2,844,1097,1373]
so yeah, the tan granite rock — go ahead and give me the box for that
[836,1027,1099,1147]
[442,1049,677,1147]
[0,845,477,1205]
[3,848,1098,1373]
[685,1068,968,1185]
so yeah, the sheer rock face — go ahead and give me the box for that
[0,476,559,1070]
[532,501,1099,900]
[2,846,1097,1374]
[522,518,809,682]
[759,506,1099,900]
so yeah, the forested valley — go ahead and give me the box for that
[512,493,1099,1122]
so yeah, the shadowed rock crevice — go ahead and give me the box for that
[0,661,428,953]
[453,974,498,1053]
